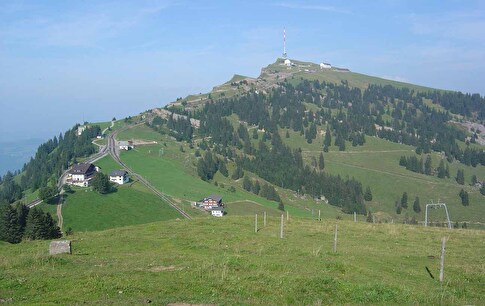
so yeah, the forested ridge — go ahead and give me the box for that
[0,124,101,204]
[151,76,485,216]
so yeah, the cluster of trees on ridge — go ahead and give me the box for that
[150,78,485,215]
[0,125,101,204]
[166,79,485,166]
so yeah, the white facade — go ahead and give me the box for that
[109,170,129,185]
[70,174,89,187]
[320,63,331,69]
[211,209,224,217]
[119,141,134,150]
[284,59,291,66]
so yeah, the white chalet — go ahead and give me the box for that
[210,206,224,217]
[119,140,134,150]
[67,163,97,187]
[320,62,331,69]
[109,170,129,185]
[201,194,223,210]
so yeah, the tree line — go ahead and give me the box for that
[0,203,61,244]
[0,125,101,204]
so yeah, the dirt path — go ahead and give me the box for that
[56,195,63,230]
[329,160,458,187]
[302,149,413,154]
[102,120,115,135]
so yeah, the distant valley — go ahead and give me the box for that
[0,139,43,175]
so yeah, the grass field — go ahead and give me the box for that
[38,155,184,232]
[0,217,483,304]
[115,124,485,227]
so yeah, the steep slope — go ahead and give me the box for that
[143,58,485,226]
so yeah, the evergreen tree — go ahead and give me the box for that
[471,174,478,185]
[366,211,373,223]
[231,165,244,180]
[424,155,432,175]
[218,160,229,177]
[324,126,332,147]
[459,189,469,206]
[413,196,421,213]
[364,186,373,201]
[318,152,325,171]
[0,204,22,243]
[437,160,446,178]
[242,176,252,191]
[401,192,408,208]
[24,207,61,240]
[44,212,62,239]
[91,172,112,194]
[24,207,45,240]
[38,186,58,201]
[278,201,285,211]
[16,203,29,233]
[285,130,290,138]
[456,169,465,185]
[251,180,261,195]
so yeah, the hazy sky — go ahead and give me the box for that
[1,0,484,143]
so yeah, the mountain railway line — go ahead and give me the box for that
[107,125,192,220]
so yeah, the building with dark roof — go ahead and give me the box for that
[67,163,97,187]
[201,194,223,209]
[109,170,129,185]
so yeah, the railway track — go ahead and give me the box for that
[107,127,192,220]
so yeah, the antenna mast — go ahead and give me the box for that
[283,28,287,59]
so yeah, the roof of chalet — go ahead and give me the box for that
[109,170,128,177]
[69,163,95,175]
[205,194,223,202]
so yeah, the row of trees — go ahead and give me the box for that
[242,176,283,205]
[395,192,421,214]
[0,203,61,244]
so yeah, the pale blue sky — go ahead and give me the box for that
[1,0,485,143]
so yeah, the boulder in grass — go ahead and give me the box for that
[49,240,71,255]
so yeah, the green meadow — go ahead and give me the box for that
[115,124,485,227]
[0,217,483,304]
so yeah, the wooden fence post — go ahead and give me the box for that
[255,214,258,233]
[280,214,284,239]
[440,237,446,283]
[333,224,338,253]
[318,210,321,221]
[354,212,356,222]
[263,211,266,227]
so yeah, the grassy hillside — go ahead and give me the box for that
[266,58,442,92]
[282,130,485,226]
[40,155,183,232]
[117,125,346,219]
[0,217,483,304]
[118,120,485,227]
